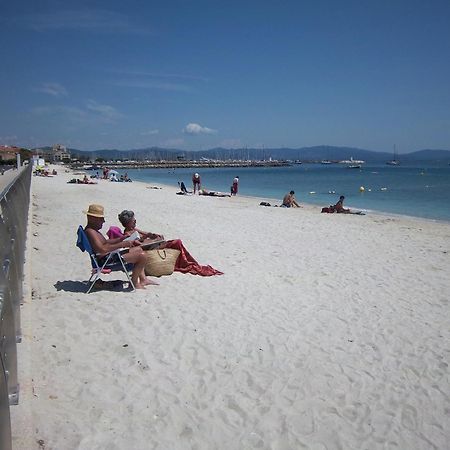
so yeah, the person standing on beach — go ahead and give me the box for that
[192,172,201,194]
[231,176,239,195]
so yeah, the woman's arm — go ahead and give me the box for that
[86,228,135,255]
[136,227,164,240]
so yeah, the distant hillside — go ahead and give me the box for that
[58,145,450,162]
[401,149,450,161]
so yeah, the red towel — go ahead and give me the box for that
[165,239,223,276]
[106,227,223,276]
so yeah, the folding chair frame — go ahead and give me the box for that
[77,226,135,293]
[87,249,135,294]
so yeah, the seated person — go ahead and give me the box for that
[84,204,158,289]
[332,195,365,214]
[110,210,223,276]
[177,181,191,194]
[334,195,350,213]
[282,190,301,208]
[118,210,164,242]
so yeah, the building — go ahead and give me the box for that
[51,144,71,163]
[35,144,71,163]
[0,145,19,161]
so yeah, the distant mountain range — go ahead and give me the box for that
[41,145,450,162]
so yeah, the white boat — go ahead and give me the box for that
[339,157,365,168]
[321,160,332,164]
[386,145,400,165]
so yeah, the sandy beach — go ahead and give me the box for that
[11,167,450,449]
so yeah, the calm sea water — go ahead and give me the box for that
[115,162,450,222]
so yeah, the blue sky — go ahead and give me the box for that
[1,1,449,153]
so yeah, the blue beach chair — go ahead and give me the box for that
[76,225,135,293]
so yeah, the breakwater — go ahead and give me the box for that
[71,160,291,170]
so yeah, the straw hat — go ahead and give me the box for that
[84,204,105,218]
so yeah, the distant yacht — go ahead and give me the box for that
[321,160,332,164]
[339,156,365,168]
[386,160,400,166]
[386,145,400,166]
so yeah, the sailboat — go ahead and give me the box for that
[386,145,400,165]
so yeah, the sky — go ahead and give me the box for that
[1,0,449,153]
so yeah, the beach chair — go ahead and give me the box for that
[76,225,135,293]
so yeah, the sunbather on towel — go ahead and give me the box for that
[198,188,231,197]
[84,204,158,289]
[333,196,365,215]
[110,210,223,276]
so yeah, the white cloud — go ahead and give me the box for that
[140,129,159,136]
[31,105,87,120]
[15,10,150,35]
[183,123,216,135]
[220,138,243,149]
[112,69,209,82]
[0,135,19,145]
[163,138,184,147]
[30,101,122,124]
[112,80,191,92]
[85,100,123,121]
[35,82,68,97]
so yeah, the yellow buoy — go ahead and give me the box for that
[359,186,365,192]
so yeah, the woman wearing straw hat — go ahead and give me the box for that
[84,204,158,289]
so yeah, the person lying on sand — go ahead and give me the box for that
[67,177,97,184]
[84,204,158,289]
[198,188,231,197]
[108,210,223,276]
[282,190,301,208]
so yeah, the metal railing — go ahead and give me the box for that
[0,164,32,450]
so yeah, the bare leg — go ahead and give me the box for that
[124,248,151,289]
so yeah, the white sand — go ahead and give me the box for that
[11,167,450,449]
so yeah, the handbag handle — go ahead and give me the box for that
[157,249,167,260]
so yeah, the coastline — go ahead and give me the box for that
[11,166,450,449]
[124,163,450,223]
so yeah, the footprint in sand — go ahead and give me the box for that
[401,404,418,430]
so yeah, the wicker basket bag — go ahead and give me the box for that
[145,248,181,277]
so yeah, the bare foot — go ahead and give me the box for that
[143,278,159,286]
[135,283,147,290]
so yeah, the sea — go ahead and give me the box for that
[107,162,450,222]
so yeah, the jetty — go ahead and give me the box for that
[70,159,291,170]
